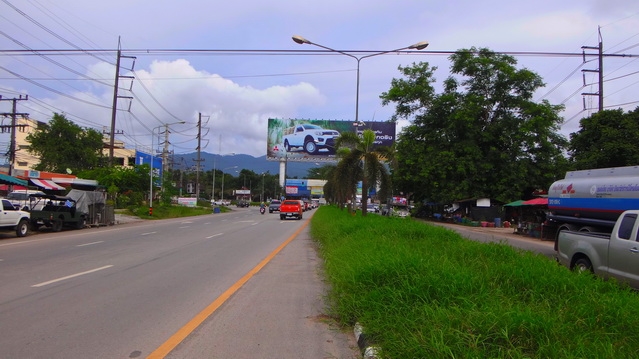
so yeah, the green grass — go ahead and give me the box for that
[127,203,229,219]
[311,206,639,359]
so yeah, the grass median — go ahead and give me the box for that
[311,205,639,359]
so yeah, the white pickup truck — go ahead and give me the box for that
[282,124,339,155]
[556,209,639,289]
[0,199,31,237]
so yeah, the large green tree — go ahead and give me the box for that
[569,107,639,169]
[381,48,568,204]
[79,165,150,207]
[26,113,104,173]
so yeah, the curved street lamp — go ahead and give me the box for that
[220,166,238,203]
[291,35,428,125]
[291,36,428,215]
[212,152,235,201]
[149,121,185,215]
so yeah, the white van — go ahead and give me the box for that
[6,190,46,211]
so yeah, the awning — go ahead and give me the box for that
[504,200,526,207]
[0,173,28,187]
[30,179,65,190]
[0,184,27,191]
[522,197,548,206]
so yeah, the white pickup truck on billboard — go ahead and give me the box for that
[282,124,339,155]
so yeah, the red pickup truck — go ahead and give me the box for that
[279,200,303,220]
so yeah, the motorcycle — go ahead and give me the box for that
[260,206,265,215]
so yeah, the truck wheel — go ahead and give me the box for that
[284,140,291,152]
[75,217,86,230]
[304,139,318,154]
[16,219,29,237]
[574,257,593,273]
[52,218,63,232]
[280,214,285,220]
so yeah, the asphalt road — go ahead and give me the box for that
[425,220,556,258]
[0,208,359,359]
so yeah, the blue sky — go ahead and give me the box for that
[0,0,637,159]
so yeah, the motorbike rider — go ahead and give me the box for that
[259,202,266,213]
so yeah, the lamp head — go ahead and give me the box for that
[292,35,311,45]
[409,41,429,50]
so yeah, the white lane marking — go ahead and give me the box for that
[206,233,223,239]
[76,241,103,247]
[141,232,157,236]
[178,226,190,229]
[32,265,114,287]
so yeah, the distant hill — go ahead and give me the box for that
[176,152,325,178]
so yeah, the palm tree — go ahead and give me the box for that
[333,129,392,216]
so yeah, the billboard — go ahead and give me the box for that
[266,118,396,162]
[136,150,163,184]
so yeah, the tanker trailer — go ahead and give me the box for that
[547,166,639,239]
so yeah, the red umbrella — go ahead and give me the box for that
[522,197,548,205]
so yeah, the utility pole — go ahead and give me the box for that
[581,26,604,112]
[0,95,29,177]
[108,37,135,166]
[193,113,204,200]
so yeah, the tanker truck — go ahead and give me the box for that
[547,165,639,239]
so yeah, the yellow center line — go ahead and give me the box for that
[146,219,309,359]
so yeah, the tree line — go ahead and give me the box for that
[321,47,639,215]
[23,47,639,214]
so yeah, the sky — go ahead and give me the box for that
[0,0,638,163]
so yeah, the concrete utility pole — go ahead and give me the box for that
[581,26,604,112]
[108,37,135,166]
[0,95,29,177]
[193,113,203,200]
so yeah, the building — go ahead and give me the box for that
[3,117,137,172]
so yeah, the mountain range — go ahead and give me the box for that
[176,152,324,179]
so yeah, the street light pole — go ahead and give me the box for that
[220,165,238,203]
[149,121,185,216]
[212,152,235,202]
[292,35,428,125]
[261,173,265,203]
[291,35,428,215]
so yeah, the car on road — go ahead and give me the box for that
[236,200,250,208]
[279,200,303,220]
[366,203,380,213]
[268,200,281,213]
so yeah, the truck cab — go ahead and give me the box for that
[556,210,639,289]
[0,199,30,237]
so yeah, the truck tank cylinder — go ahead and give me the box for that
[548,166,639,221]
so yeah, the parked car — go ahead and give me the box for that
[211,199,230,206]
[268,200,281,213]
[6,190,45,211]
[556,209,639,289]
[0,199,30,237]
[28,194,87,232]
[366,203,380,213]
